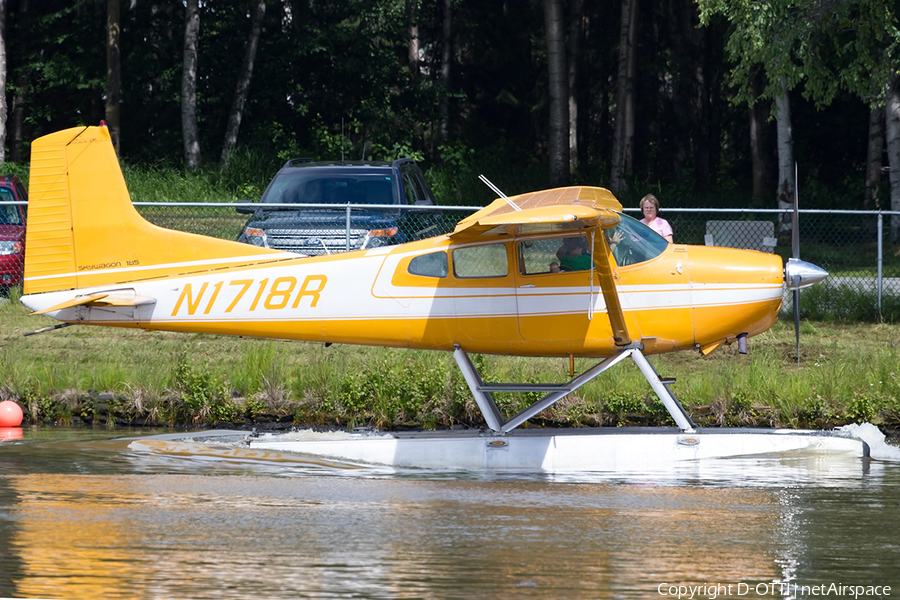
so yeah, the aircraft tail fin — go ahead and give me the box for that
[24,124,288,295]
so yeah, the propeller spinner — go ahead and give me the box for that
[785,258,828,289]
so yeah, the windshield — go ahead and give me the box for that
[604,211,669,266]
[261,170,399,206]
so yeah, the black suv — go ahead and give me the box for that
[237,158,440,255]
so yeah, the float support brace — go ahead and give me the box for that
[453,345,697,434]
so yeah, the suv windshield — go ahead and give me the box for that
[262,169,399,206]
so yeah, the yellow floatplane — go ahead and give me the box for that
[20,125,867,470]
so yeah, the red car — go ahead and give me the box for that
[0,175,28,291]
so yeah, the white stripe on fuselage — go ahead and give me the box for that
[22,250,783,326]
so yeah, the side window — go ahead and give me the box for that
[520,238,565,274]
[0,204,20,225]
[401,171,424,204]
[408,252,448,278]
[452,244,509,278]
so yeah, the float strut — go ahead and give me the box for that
[453,345,696,434]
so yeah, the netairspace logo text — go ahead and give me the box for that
[657,582,892,599]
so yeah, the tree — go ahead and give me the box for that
[567,0,584,174]
[106,0,121,154]
[698,0,900,208]
[438,0,452,144]
[220,0,266,169]
[610,0,637,195]
[0,0,7,164]
[182,0,200,169]
[865,106,884,210]
[544,0,568,186]
[887,71,900,239]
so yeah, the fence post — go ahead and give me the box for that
[345,205,352,252]
[878,212,884,319]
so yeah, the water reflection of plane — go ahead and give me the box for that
[19,125,867,470]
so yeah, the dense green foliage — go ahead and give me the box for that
[3,0,897,208]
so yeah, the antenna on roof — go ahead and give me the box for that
[478,174,522,211]
[341,118,345,166]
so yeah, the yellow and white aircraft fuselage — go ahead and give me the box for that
[21,125,829,440]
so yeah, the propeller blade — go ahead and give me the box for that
[792,163,800,260]
[794,288,800,364]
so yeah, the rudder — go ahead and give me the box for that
[24,124,287,295]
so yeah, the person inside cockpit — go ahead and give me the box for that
[556,236,592,271]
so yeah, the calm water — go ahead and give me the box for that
[0,427,898,599]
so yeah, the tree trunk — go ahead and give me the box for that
[610,0,638,195]
[106,0,122,154]
[437,0,451,143]
[865,106,885,210]
[182,0,201,170]
[545,0,569,187]
[886,71,900,240]
[0,0,8,165]
[9,0,27,164]
[407,0,419,79]
[220,0,266,169]
[775,77,794,231]
[567,0,584,174]
[749,72,769,201]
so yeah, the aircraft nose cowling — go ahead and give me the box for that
[785,257,828,289]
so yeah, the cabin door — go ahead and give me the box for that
[514,236,593,344]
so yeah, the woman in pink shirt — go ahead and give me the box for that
[639,194,673,242]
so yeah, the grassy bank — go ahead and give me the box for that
[1,297,899,433]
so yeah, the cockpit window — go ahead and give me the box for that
[605,212,669,266]
[519,236,592,274]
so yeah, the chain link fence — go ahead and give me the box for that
[4,200,900,321]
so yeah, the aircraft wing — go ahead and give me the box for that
[449,205,620,240]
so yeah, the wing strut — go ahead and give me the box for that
[453,345,696,434]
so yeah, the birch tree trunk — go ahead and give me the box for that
[775,77,794,232]
[220,0,266,169]
[182,0,201,170]
[106,0,122,154]
[407,0,419,80]
[544,0,569,186]
[886,71,900,240]
[610,0,638,195]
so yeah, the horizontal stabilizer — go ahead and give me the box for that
[31,291,157,315]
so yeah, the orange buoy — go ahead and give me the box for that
[0,400,24,427]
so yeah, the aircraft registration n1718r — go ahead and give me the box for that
[21,124,871,470]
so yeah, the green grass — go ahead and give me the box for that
[2,297,899,432]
